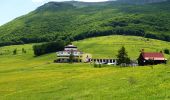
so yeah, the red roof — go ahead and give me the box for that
[142,52,166,60]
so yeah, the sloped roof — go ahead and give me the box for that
[65,44,77,48]
[142,52,166,60]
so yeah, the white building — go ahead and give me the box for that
[91,58,117,65]
[55,44,83,63]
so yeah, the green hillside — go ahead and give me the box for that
[0,1,170,46]
[0,35,170,99]
[74,35,170,59]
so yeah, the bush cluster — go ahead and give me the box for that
[164,49,170,54]
[33,40,65,56]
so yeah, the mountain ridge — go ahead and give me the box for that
[117,0,168,4]
[0,0,170,46]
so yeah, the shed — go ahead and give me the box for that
[138,51,167,66]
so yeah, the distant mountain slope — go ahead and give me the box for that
[117,0,167,4]
[0,0,170,46]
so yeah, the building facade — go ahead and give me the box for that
[138,51,167,66]
[55,44,83,63]
[91,58,117,65]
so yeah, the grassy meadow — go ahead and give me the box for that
[0,35,170,100]
[74,35,170,59]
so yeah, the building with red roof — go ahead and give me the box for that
[138,50,167,66]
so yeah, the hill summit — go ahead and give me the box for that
[36,2,75,12]
[117,0,167,4]
[0,0,170,46]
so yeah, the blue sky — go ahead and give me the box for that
[0,0,109,26]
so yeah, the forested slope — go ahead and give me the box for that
[0,0,170,46]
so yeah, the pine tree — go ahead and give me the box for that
[117,46,131,65]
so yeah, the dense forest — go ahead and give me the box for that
[0,0,170,46]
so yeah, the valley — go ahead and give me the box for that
[0,35,170,99]
[0,0,170,99]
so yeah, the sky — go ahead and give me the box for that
[0,0,109,26]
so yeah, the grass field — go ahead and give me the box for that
[0,35,170,100]
[74,35,170,59]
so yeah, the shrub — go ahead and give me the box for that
[33,40,65,56]
[164,49,170,54]
[13,49,17,55]
[94,63,98,68]
[22,48,27,54]
[99,63,102,68]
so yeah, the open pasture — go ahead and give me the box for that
[0,35,170,99]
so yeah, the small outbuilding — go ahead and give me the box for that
[138,50,167,66]
[91,58,117,65]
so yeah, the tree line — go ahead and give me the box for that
[33,40,66,56]
[0,1,170,47]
